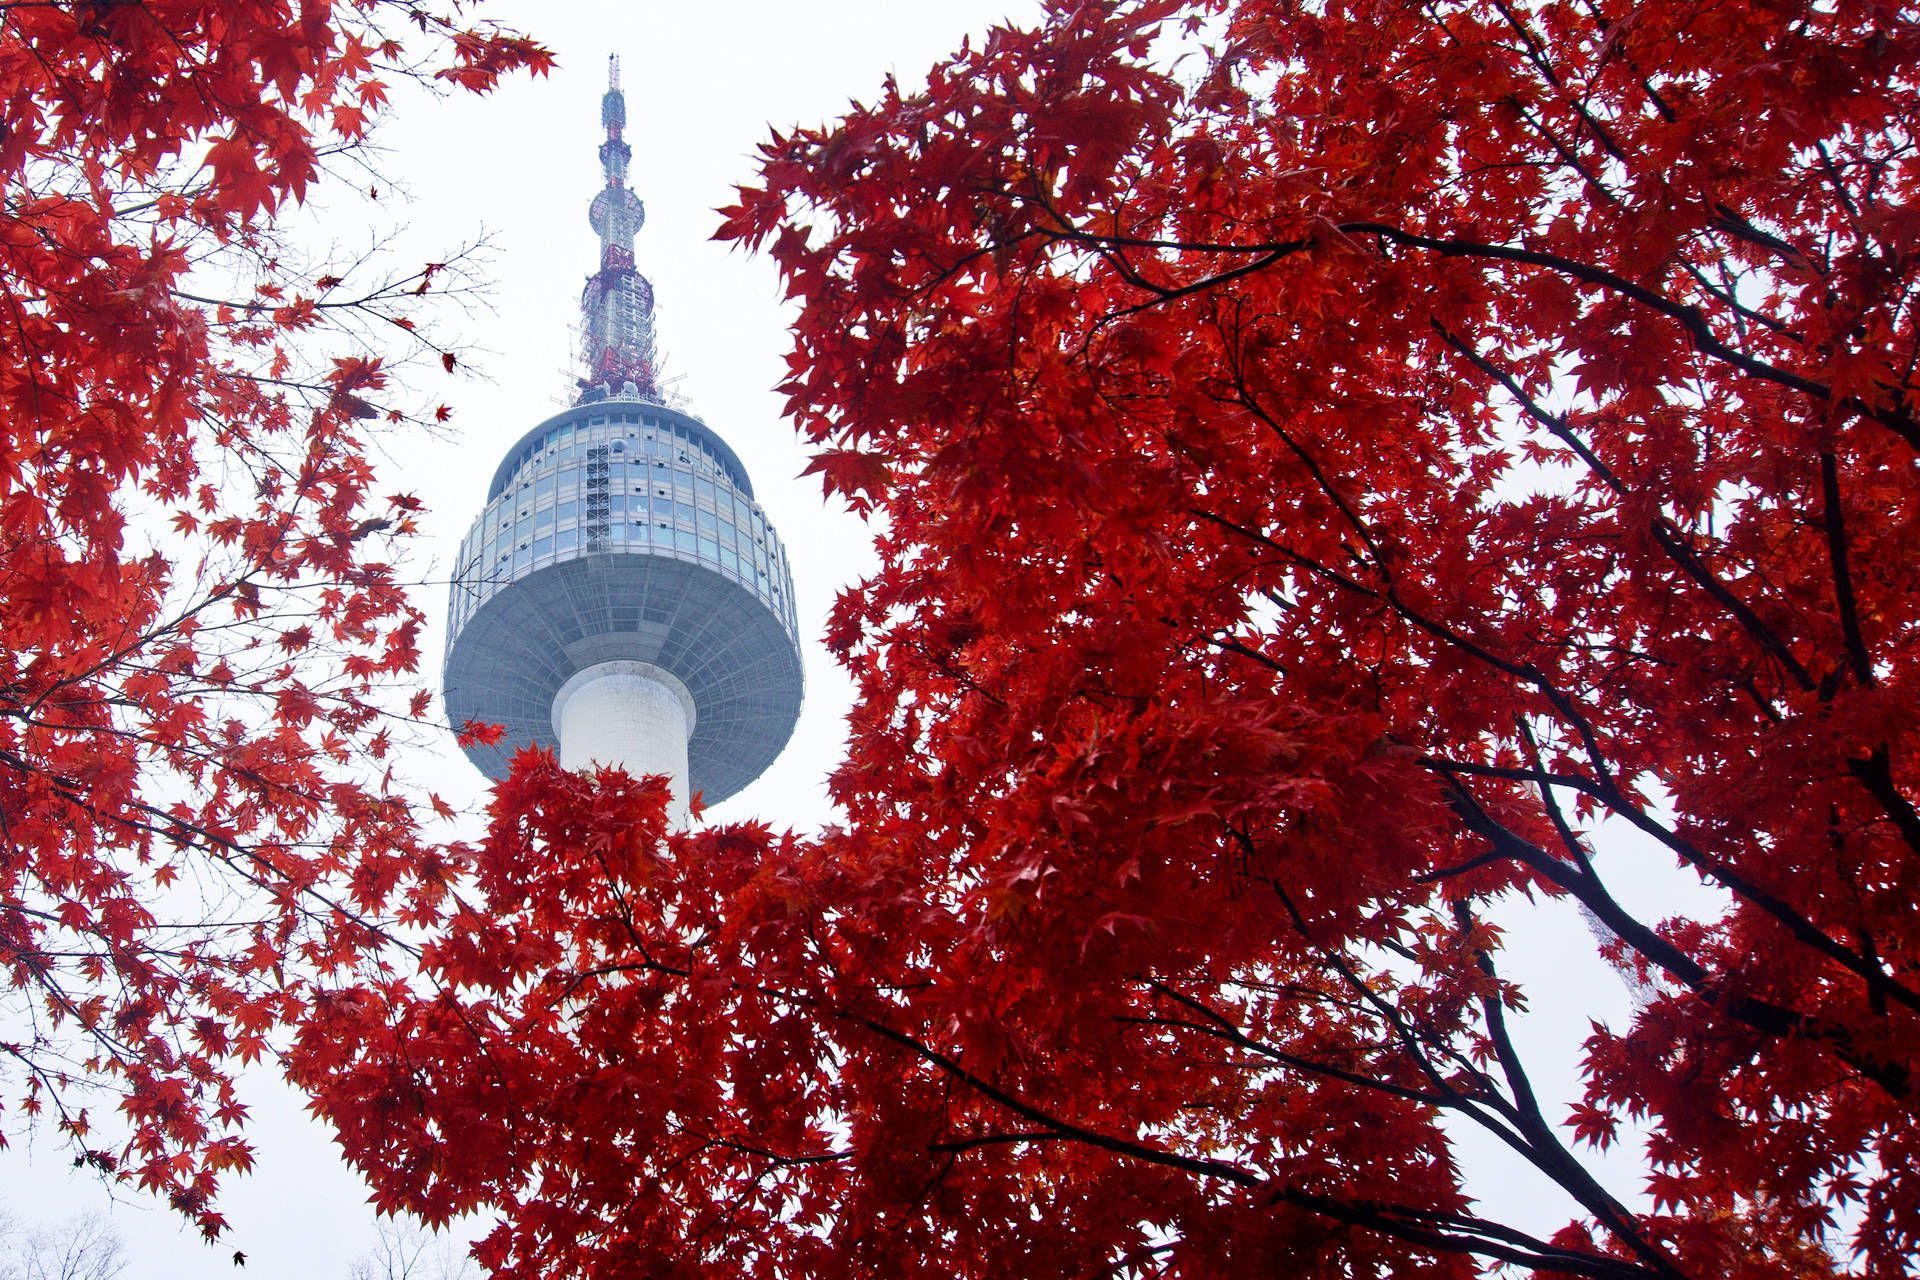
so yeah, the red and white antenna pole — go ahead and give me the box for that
[579,53,657,401]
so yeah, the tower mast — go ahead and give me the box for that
[580,54,658,402]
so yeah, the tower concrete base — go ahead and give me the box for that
[551,661,698,829]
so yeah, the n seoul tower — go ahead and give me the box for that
[442,56,804,826]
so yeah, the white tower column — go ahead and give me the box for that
[551,661,698,829]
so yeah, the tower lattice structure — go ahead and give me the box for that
[442,57,804,822]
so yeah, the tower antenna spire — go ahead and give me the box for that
[579,50,655,401]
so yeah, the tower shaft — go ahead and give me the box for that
[553,661,696,828]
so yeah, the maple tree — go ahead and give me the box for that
[0,0,547,1239]
[291,0,1920,1277]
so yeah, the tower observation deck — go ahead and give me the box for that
[442,56,804,823]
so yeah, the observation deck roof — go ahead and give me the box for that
[486,395,756,501]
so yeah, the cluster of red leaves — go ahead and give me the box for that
[295,750,1484,1278]
[0,0,547,1238]
[298,0,1918,1277]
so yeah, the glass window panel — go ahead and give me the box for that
[699,535,719,561]
[534,507,554,534]
[533,535,553,557]
[675,528,697,553]
[556,527,578,553]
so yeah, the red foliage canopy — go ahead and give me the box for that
[297,1,1918,1277]
[0,0,547,1238]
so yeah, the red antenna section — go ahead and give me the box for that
[579,52,656,402]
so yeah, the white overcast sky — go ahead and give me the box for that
[3,1,1709,1272]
